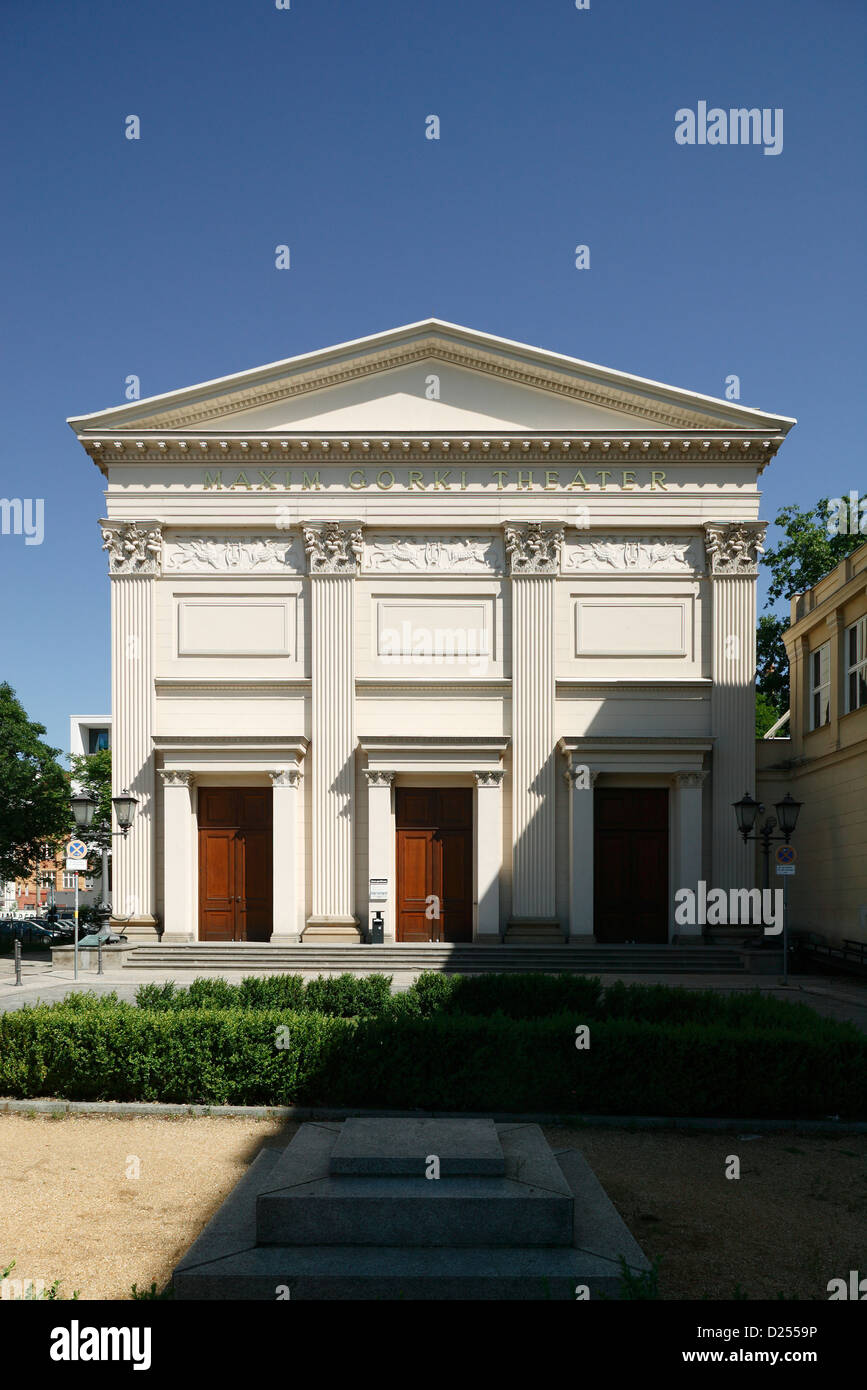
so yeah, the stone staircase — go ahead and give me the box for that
[173,1118,650,1299]
[123,940,747,974]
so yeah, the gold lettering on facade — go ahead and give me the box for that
[200,467,679,492]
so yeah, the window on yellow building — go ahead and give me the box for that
[846,617,867,713]
[810,642,831,730]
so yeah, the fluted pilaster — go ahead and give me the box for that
[705,522,765,893]
[305,523,360,931]
[110,574,157,932]
[506,523,562,924]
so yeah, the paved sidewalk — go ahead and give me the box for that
[2,956,867,1031]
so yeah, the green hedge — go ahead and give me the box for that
[134,972,392,1018]
[1,988,864,1116]
[132,970,841,1034]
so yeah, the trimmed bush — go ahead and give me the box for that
[302,973,392,1018]
[1,989,864,1117]
[405,971,605,1020]
[133,972,392,1017]
[237,975,306,1011]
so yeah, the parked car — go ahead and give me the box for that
[17,923,69,949]
[0,921,19,951]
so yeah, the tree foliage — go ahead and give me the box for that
[0,683,70,880]
[69,749,112,851]
[762,499,866,607]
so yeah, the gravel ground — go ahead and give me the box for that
[2,1113,865,1301]
[545,1124,867,1300]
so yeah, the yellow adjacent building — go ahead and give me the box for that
[757,540,867,946]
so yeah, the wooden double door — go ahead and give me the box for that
[593,788,669,943]
[198,787,273,942]
[396,788,473,943]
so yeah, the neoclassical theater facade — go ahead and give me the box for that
[69,320,795,945]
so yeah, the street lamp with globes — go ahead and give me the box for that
[732,790,803,984]
[69,787,140,978]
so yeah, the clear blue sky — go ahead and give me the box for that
[0,0,864,755]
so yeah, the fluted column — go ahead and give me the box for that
[674,771,707,939]
[270,768,302,943]
[159,770,194,941]
[505,523,563,931]
[364,769,396,943]
[304,522,361,939]
[564,764,598,939]
[102,520,161,937]
[705,522,766,893]
[474,769,504,940]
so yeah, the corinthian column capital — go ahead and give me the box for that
[303,520,363,575]
[703,521,766,578]
[100,519,163,576]
[503,521,563,575]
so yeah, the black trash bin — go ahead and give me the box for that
[369,910,384,944]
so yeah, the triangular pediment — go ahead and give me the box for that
[68,319,795,437]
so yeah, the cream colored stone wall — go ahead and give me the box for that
[73,322,795,941]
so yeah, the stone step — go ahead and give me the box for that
[124,943,746,974]
[255,1121,575,1248]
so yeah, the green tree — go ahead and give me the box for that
[69,747,112,881]
[756,498,866,728]
[69,748,112,847]
[0,683,70,880]
[762,498,866,606]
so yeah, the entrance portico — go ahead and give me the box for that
[360,736,508,944]
[559,737,710,942]
[155,736,308,944]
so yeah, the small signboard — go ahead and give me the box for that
[369,877,389,902]
[65,860,85,873]
[775,844,796,876]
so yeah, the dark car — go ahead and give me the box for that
[17,922,69,949]
[0,921,19,951]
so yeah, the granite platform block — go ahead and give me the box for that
[173,1119,650,1300]
[330,1116,505,1176]
[173,1242,631,1301]
[256,1121,573,1248]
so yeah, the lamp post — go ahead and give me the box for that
[732,791,803,984]
[70,792,96,981]
[70,788,139,979]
